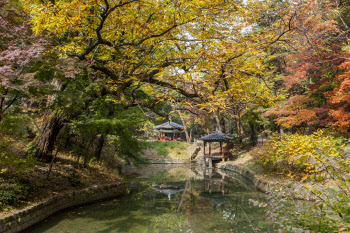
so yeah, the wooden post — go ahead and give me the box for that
[209,142,212,168]
[209,142,212,157]
[222,141,225,162]
[221,174,225,195]
[226,141,229,158]
[222,179,225,195]
[173,132,175,141]
[209,169,212,193]
[204,142,206,155]
[221,142,225,162]
[203,142,206,167]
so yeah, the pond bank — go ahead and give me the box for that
[218,161,317,201]
[0,182,127,233]
[24,166,273,233]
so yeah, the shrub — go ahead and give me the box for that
[0,152,40,174]
[260,130,346,175]
[261,148,350,233]
[0,178,32,209]
[251,130,350,232]
[0,113,33,139]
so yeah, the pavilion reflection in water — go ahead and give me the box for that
[202,168,227,195]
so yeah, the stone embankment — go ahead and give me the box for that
[0,182,127,233]
[219,163,316,201]
[146,158,191,164]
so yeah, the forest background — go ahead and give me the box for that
[1,0,350,232]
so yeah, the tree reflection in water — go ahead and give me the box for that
[26,166,274,233]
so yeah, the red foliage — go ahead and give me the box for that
[263,95,319,128]
[326,61,350,131]
[268,0,350,130]
[0,1,47,89]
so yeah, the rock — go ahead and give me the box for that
[67,165,75,171]
[159,184,181,189]
[345,138,350,146]
[191,147,201,160]
[35,165,48,173]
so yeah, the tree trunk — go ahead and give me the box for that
[232,118,238,136]
[279,124,284,135]
[177,110,190,143]
[238,112,246,136]
[219,117,226,134]
[28,78,67,162]
[249,122,258,145]
[214,114,222,132]
[30,111,63,162]
[95,129,109,161]
[189,128,192,143]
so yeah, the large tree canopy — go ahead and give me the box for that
[23,0,287,115]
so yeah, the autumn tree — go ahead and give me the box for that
[262,0,350,133]
[0,0,47,121]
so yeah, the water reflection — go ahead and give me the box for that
[203,168,226,195]
[152,184,184,200]
[25,166,273,233]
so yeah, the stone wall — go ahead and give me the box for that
[146,158,190,164]
[220,164,271,192]
[0,182,127,233]
[220,164,316,200]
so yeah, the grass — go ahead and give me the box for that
[136,168,191,183]
[141,141,187,157]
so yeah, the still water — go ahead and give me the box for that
[25,165,273,233]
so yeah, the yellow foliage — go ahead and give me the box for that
[261,130,345,175]
[22,0,287,114]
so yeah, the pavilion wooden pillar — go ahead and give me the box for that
[226,141,229,158]
[209,142,212,168]
[220,142,225,162]
[221,174,225,195]
[221,142,224,162]
[203,142,206,167]
[209,169,213,194]
[209,142,212,156]
[173,132,175,141]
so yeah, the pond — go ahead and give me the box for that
[25,165,273,233]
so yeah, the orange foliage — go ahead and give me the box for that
[326,60,350,131]
[270,0,350,130]
[263,95,318,128]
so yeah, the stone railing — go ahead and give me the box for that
[0,182,127,233]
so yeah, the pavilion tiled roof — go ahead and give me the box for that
[154,129,184,133]
[199,131,234,141]
[154,121,184,130]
